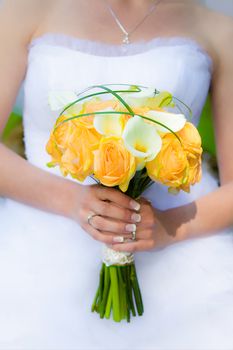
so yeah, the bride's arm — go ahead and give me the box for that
[112,14,233,253]
[0,0,140,243]
[167,13,233,239]
[0,0,74,217]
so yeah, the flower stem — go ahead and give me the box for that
[91,286,100,313]
[127,265,136,317]
[121,266,131,322]
[100,265,110,318]
[117,267,127,320]
[130,264,144,316]
[91,263,143,322]
[97,263,105,313]
[109,266,121,322]
[105,284,112,319]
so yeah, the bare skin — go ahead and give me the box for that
[0,0,233,252]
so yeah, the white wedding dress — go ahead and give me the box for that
[0,33,233,350]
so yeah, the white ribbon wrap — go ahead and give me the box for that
[102,245,134,267]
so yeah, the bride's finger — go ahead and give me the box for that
[97,187,141,211]
[85,212,138,235]
[110,229,154,247]
[91,199,141,224]
[128,229,153,240]
[82,223,117,244]
[111,239,155,253]
[82,223,132,245]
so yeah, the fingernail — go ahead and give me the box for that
[130,200,140,211]
[113,236,124,243]
[131,213,141,223]
[125,224,137,232]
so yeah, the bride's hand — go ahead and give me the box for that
[69,184,141,244]
[111,198,181,252]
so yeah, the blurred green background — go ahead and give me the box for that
[2,111,25,157]
[197,96,216,157]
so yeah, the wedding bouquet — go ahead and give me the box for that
[46,84,202,322]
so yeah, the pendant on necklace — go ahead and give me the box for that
[122,34,130,44]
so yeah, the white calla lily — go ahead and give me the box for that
[48,90,79,111]
[122,116,162,164]
[146,110,186,133]
[119,87,156,107]
[93,108,123,136]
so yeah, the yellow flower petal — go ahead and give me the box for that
[94,136,136,192]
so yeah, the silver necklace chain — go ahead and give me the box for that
[104,0,162,44]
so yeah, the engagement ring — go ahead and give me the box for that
[131,230,137,241]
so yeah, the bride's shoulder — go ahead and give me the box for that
[0,0,53,19]
[0,0,56,44]
[195,4,233,66]
[201,5,233,39]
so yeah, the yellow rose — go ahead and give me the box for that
[180,159,202,192]
[67,105,102,149]
[72,122,102,151]
[46,115,101,178]
[147,123,203,192]
[72,115,95,128]
[178,122,202,156]
[94,136,136,192]
[61,126,96,181]
[46,115,74,166]
[147,134,189,189]
[177,122,202,191]
[46,133,63,166]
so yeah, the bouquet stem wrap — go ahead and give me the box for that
[91,245,143,322]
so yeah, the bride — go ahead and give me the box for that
[0,0,233,349]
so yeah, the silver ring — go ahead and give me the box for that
[131,230,136,241]
[87,213,99,227]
